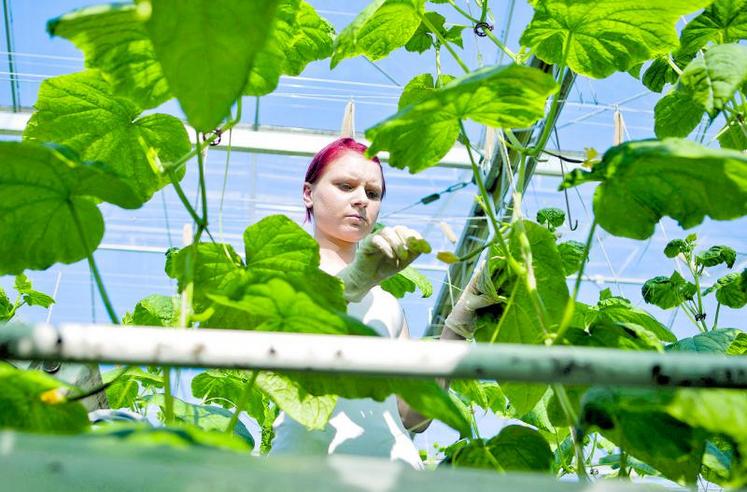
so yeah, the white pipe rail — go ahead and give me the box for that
[2,323,746,388]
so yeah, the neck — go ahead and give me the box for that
[315,231,356,274]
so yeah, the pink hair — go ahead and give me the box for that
[304,137,386,222]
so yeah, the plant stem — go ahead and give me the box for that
[70,206,119,324]
[226,371,258,433]
[446,0,479,23]
[459,120,513,263]
[552,384,589,482]
[555,220,597,344]
[686,260,708,332]
[482,27,518,63]
[196,129,209,227]
[712,302,721,330]
[163,368,174,424]
[531,65,567,157]
[419,11,470,74]
[167,170,205,227]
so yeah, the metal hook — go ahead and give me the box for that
[553,127,578,231]
[473,21,493,37]
[202,128,223,146]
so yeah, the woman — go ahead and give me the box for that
[270,137,491,467]
[270,137,432,469]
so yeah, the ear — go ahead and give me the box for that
[302,182,314,210]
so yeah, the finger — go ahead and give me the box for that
[371,233,395,259]
[380,227,408,262]
[393,226,432,257]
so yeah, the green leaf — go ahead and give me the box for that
[696,245,737,268]
[474,221,569,344]
[270,371,471,437]
[642,57,680,93]
[47,3,171,109]
[450,426,552,472]
[560,138,747,240]
[667,328,747,353]
[144,0,279,131]
[255,372,336,430]
[0,287,11,321]
[562,321,664,351]
[586,293,676,343]
[191,370,270,428]
[330,0,425,68]
[703,270,747,308]
[678,43,747,116]
[580,387,707,484]
[14,274,55,308]
[165,242,244,308]
[0,141,140,275]
[502,383,549,418]
[102,366,163,410]
[653,90,705,138]
[245,0,334,96]
[91,421,251,453]
[642,271,697,310]
[557,240,585,275]
[148,394,254,449]
[24,70,190,204]
[450,380,508,415]
[719,117,747,151]
[124,294,180,327]
[208,274,377,336]
[380,265,432,298]
[366,64,558,173]
[519,0,711,79]
[0,365,89,434]
[404,11,445,53]
[536,207,565,229]
[679,0,747,55]
[663,238,692,258]
[397,73,455,110]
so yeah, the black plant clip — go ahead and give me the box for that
[473,22,493,38]
[203,128,223,146]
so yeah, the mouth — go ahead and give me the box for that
[345,214,367,223]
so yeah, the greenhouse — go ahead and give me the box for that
[1,0,746,490]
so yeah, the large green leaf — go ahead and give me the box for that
[91,420,251,453]
[560,138,747,240]
[207,274,377,335]
[562,321,664,351]
[47,3,170,109]
[102,366,163,410]
[255,372,337,430]
[679,43,747,116]
[719,116,747,151]
[245,0,334,95]
[330,0,424,68]
[703,270,747,308]
[679,0,747,55]
[24,70,190,204]
[581,291,676,343]
[381,265,433,298]
[448,425,553,472]
[0,141,140,275]
[519,0,711,79]
[666,328,747,353]
[123,294,181,326]
[0,365,89,434]
[696,245,737,268]
[267,371,471,437]
[165,242,244,307]
[641,271,697,310]
[580,387,707,484]
[556,240,585,275]
[14,273,55,308]
[144,0,279,131]
[450,380,508,415]
[366,64,558,173]
[653,90,705,138]
[474,221,569,344]
[0,287,11,321]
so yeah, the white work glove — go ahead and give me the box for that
[338,226,432,303]
[443,259,500,339]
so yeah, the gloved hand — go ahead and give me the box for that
[443,259,501,339]
[338,226,431,302]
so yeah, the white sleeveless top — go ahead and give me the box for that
[269,286,424,469]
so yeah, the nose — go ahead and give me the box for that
[351,187,369,208]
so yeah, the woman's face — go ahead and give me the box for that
[303,151,384,245]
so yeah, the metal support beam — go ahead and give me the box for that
[428,60,577,335]
[0,110,582,176]
[2,323,746,388]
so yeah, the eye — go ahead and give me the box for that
[367,190,381,200]
[338,182,353,191]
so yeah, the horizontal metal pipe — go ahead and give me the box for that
[1,323,745,389]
